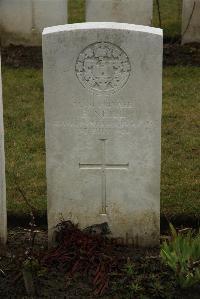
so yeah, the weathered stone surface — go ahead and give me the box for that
[182,0,200,44]
[43,23,163,247]
[86,0,153,25]
[0,54,7,245]
[0,0,68,46]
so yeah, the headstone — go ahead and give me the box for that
[0,0,68,46]
[182,0,200,44]
[86,0,153,26]
[43,23,163,247]
[0,54,7,245]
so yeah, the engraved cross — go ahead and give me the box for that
[79,139,129,214]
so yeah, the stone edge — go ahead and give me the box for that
[42,22,163,37]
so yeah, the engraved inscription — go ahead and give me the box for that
[48,96,138,136]
[75,42,131,93]
[73,96,136,135]
[48,119,155,137]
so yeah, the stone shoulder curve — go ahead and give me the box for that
[42,22,163,37]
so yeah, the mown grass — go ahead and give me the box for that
[68,0,85,24]
[2,65,200,219]
[68,0,183,39]
[162,66,200,218]
[2,67,46,217]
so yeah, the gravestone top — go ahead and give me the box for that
[182,0,200,44]
[43,22,162,36]
[85,0,153,26]
[43,22,163,247]
[0,0,68,46]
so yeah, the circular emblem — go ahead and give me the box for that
[75,42,131,93]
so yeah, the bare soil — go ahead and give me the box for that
[0,227,200,298]
[1,43,200,69]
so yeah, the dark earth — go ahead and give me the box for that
[1,42,200,69]
[0,223,200,299]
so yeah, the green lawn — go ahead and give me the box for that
[3,67,46,217]
[68,0,85,24]
[162,66,200,218]
[2,65,200,219]
[68,0,183,39]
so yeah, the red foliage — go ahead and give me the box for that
[42,221,118,295]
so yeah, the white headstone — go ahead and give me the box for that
[43,23,163,247]
[0,0,68,46]
[86,0,153,26]
[0,54,7,245]
[182,0,200,44]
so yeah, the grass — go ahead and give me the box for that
[162,66,200,218]
[2,67,46,217]
[68,0,85,24]
[2,65,200,219]
[68,0,183,39]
